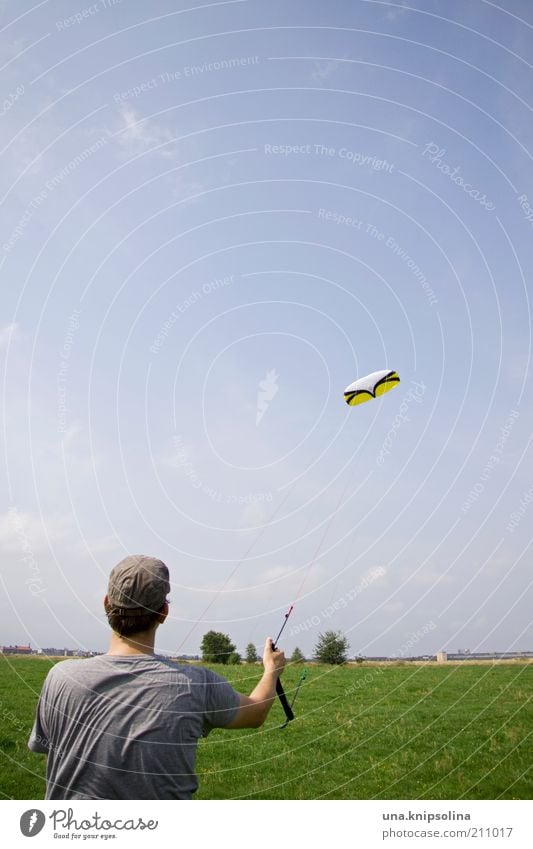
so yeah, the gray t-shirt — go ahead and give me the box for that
[28,654,240,800]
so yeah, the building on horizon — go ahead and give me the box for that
[1,644,32,655]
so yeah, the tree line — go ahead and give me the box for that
[199,629,349,665]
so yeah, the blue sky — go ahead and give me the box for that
[1,0,532,658]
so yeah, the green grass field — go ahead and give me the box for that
[1,656,531,800]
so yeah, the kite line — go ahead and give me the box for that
[177,369,401,722]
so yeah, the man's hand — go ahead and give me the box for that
[262,637,285,677]
[223,637,286,730]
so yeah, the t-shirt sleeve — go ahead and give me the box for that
[202,669,241,733]
[28,678,51,754]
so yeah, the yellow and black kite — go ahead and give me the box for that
[344,369,400,406]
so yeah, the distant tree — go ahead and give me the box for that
[314,630,349,665]
[228,651,242,665]
[290,646,305,663]
[200,631,236,665]
[245,642,258,663]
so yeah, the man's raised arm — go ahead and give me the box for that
[224,637,286,729]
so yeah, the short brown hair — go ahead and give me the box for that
[105,601,163,637]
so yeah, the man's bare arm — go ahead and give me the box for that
[224,637,285,729]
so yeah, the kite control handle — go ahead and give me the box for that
[273,605,295,725]
[280,667,308,729]
[276,677,294,723]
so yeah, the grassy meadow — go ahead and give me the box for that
[0,655,531,800]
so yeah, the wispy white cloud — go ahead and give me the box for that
[0,507,72,553]
[0,322,19,348]
[71,534,122,558]
[406,567,455,587]
[384,0,410,21]
[382,600,405,613]
[310,53,349,86]
[115,105,176,158]
[239,501,269,527]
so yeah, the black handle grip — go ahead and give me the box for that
[276,677,294,722]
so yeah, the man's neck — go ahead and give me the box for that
[107,630,156,656]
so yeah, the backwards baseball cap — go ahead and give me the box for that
[107,555,170,616]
